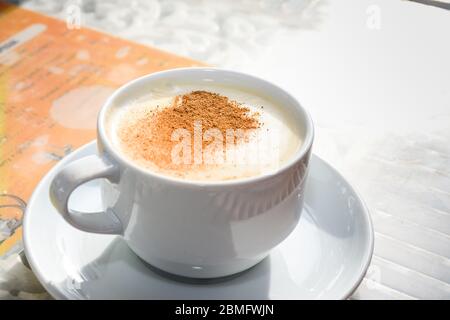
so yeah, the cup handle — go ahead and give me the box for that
[49,154,123,235]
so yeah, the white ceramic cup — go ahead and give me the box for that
[49,68,314,279]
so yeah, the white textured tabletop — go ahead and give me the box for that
[2,0,449,299]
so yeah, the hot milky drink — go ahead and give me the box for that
[106,82,302,181]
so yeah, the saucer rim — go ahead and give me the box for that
[23,140,374,300]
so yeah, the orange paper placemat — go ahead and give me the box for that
[0,2,203,255]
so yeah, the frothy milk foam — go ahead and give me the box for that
[106,81,302,181]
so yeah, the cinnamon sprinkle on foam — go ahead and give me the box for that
[118,91,260,174]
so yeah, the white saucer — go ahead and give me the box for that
[23,141,373,300]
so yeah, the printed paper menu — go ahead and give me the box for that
[0,2,202,256]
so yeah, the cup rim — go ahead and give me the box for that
[98,67,314,187]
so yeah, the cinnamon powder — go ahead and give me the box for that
[118,91,260,172]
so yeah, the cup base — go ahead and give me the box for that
[127,242,267,280]
[137,255,265,284]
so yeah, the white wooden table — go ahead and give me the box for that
[4,0,449,299]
